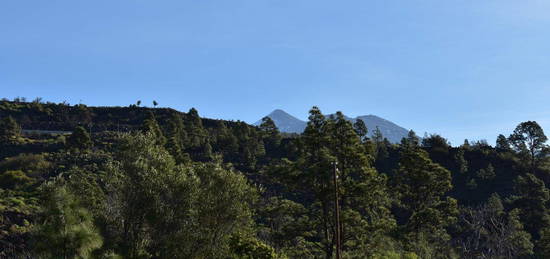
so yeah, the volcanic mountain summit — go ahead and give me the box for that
[254,109,410,143]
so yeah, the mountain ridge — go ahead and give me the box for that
[254,109,410,143]
[253,109,307,134]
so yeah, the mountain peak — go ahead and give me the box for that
[269,109,292,116]
[354,114,409,142]
[255,110,410,143]
[254,109,307,133]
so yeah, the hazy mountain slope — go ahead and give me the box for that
[253,109,307,133]
[256,109,409,143]
[354,115,409,143]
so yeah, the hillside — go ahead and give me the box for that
[0,100,245,132]
[1,99,549,258]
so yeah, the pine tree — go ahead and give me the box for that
[142,111,166,146]
[509,173,550,240]
[259,116,282,154]
[506,209,535,258]
[393,147,458,254]
[184,108,209,152]
[215,121,239,159]
[270,108,395,258]
[274,107,335,258]
[0,116,21,143]
[199,142,213,161]
[401,130,420,150]
[372,126,384,144]
[462,139,471,149]
[421,134,450,153]
[509,121,548,173]
[495,134,512,152]
[328,112,395,256]
[476,163,495,180]
[259,116,278,134]
[454,148,468,174]
[353,119,368,141]
[66,126,92,150]
[33,183,103,258]
[165,112,190,164]
[375,138,390,173]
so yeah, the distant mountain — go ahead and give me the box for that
[352,115,409,143]
[255,109,409,143]
[253,109,307,133]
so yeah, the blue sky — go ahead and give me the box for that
[1,0,549,145]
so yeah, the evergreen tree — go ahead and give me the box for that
[488,192,505,214]
[509,121,549,173]
[231,121,265,168]
[199,142,214,161]
[496,134,512,152]
[185,108,205,146]
[270,107,336,258]
[353,119,368,141]
[462,139,471,149]
[33,182,103,258]
[454,148,468,174]
[142,111,166,146]
[476,163,495,180]
[394,147,456,217]
[509,173,550,240]
[108,132,173,257]
[328,112,395,256]
[372,126,384,144]
[215,121,240,159]
[421,134,450,154]
[0,116,21,143]
[506,209,535,258]
[371,127,392,172]
[255,196,310,257]
[393,147,458,255]
[259,116,282,154]
[66,126,92,150]
[259,116,278,134]
[184,108,212,160]
[269,108,395,258]
[165,112,190,164]
[401,130,420,150]
[108,132,255,258]
[375,138,391,173]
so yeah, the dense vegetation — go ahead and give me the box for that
[1,99,549,258]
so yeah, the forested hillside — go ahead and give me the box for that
[1,99,549,258]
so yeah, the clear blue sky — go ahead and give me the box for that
[1,0,549,145]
